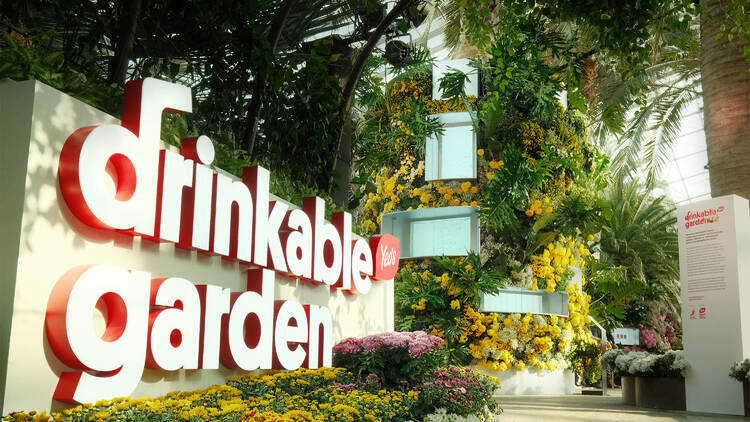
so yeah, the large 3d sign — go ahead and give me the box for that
[47,78,399,404]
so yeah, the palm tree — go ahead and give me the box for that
[593,0,750,199]
[587,22,702,185]
[700,0,750,199]
[598,176,681,316]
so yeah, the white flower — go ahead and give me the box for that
[615,352,649,374]
[533,315,547,327]
[500,328,516,343]
[667,350,689,375]
[629,354,658,375]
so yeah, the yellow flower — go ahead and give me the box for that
[470,186,479,194]
[470,201,478,207]
[465,264,473,271]
[450,299,461,310]
[587,234,594,241]
[477,149,485,156]
[486,172,495,179]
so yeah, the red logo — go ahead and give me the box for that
[370,234,400,280]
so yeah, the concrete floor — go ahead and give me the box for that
[496,390,749,421]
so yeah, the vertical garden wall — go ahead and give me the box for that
[352,19,607,385]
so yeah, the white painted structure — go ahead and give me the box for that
[380,206,479,258]
[677,195,750,416]
[475,366,575,395]
[0,80,395,414]
[425,112,477,181]
[479,288,569,317]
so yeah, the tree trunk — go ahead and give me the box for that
[701,0,750,199]
[244,0,296,157]
[108,0,143,84]
[329,0,413,190]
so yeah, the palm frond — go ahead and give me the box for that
[599,175,680,314]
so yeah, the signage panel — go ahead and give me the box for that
[677,195,750,415]
[0,79,399,413]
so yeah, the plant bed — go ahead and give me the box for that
[634,376,686,410]
[602,349,688,408]
[621,375,636,405]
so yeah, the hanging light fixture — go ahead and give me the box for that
[384,39,412,66]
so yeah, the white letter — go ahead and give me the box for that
[191,163,214,250]
[45,265,149,403]
[284,208,313,279]
[213,173,253,261]
[333,212,352,290]
[306,305,332,368]
[159,150,194,242]
[274,301,308,370]
[197,284,230,369]
[245,166,288,271]
[351,238,373,294]
[226,269,274,370]
[305,197,342,285]
[59,125,158,236]
[147,277,201,370]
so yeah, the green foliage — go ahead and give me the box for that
[387,45,435,79]
[0,32,122,114]
[353,68,451,178]
[394,254,505,364]
[717,0,750,65]
[584,6,701,182]
[592,175,681,330]
[730,358,750,382]
[0,0,400,194]
[413,367,501,421]
[535,0,697,74]
[584,257,648,334]
[482,17,585,124]
[437,68,470,99]
[568,337,602,385]
[442,0,697,75]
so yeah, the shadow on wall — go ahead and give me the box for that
[21,83,116,255]
[278,276,393,341]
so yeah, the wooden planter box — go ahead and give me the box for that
[621,376,635,406]
[634,376,686,410]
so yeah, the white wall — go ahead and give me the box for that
[0,80,394,414]
[677,195,750,415]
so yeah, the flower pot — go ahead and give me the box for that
[621,376,635,405]
[634,376,686,410]
[744,381,750,417]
